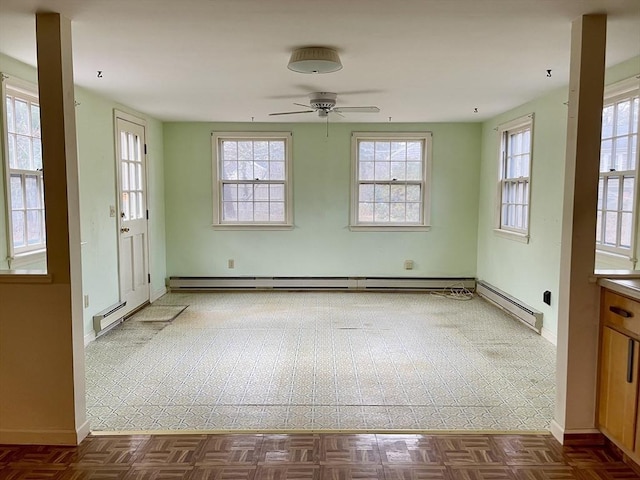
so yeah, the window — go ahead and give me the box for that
[596,78,640,255]
[497,114,534,240]
[212,132,292,228]
[350,132,431,230]
[1,77,46,263]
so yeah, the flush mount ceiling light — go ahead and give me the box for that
[287,47,342,74]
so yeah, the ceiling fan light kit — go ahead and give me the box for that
[287,47,343,74]
[275,47,381,120]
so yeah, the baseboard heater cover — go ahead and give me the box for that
[169,276,476,292]
[476,280,542,333]
[93,301,127,336]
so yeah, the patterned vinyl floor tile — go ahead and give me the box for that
[85,292,557,432]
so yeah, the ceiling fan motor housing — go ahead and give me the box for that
[309,92,337,111]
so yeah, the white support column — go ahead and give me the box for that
[553,14,607,444]
[36,11,87,445]
[0,12,87,445]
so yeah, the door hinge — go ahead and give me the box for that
[146,209,149,220]
[148,273,151,284]
[144,143,147,155]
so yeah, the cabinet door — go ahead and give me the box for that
[636,392,640,456]
[598,327,639,450]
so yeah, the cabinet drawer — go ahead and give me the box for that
[602,290,640,336]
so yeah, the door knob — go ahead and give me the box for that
[120,227,130,233]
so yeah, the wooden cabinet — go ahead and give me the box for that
[636,393,640,457]
[598,326,638,449]
[599,289,640,460]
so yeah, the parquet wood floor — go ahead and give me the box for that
[1,433,638,479]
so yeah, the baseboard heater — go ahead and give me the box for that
[476,280,542,333]
[169,276,475,292]
[93,301,127,336]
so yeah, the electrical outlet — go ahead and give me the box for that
[404,260,414,270]
[109,205,116,217]
[84,295,89,308]
[228,259,235,269]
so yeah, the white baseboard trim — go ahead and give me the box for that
[550,419,564,443]
[151,286,167,302]
[550,419,601,444]
[541,327,557,346]
[76,419,91,443]
[0,426,85,445]
[84,331,96,346]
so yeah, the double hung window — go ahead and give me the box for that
[351,132,431,230]
[497,115,534,240]
[212,132,293,228]
[596,79,639,255]
[2,78,46,264]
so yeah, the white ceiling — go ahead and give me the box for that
[0,0,638,123]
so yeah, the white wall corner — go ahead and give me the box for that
[151,285,167,303]
[84,330,96,346]
[541,326,557,346]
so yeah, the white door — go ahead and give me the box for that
[116,115,149,314]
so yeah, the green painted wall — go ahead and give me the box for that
[163,122,481,277]
[3,47,637,346]
[476,56,640,341]
[0,53,167,339]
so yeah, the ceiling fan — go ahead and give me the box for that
[269,92,380,118]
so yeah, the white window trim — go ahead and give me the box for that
[595,76,640,259]
[595,248,636,270]
[1,73,47,266]
[211,131,294,230]
[8,249,46,269]
[494,113,534,243]
[492,227,530,244]
[349,131,432,231]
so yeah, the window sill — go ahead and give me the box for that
[8,249,47,269]
[493,228,529,243]
[595,248,634,269]
[595,248,632,260]
[349,225,432,232]
[0,270,51,283]
[212,224,294,231]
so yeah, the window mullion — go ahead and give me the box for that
[616,175,624,248]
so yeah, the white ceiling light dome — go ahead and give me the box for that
[287,47,343,74]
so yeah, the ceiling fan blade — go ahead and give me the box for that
[330,110,345,118]
[268,110,314,116]
[294,102,313,109]
[333,106,380,113]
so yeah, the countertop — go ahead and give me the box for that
[598,277,640,301]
